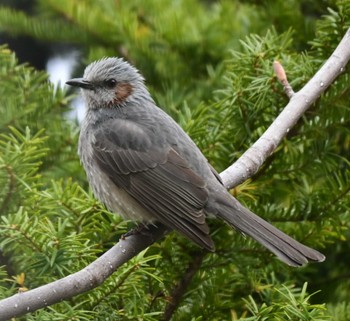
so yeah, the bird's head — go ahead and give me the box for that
[66,57,152,109]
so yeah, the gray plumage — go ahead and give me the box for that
[66,57,325,266]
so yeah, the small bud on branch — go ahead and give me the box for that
[273,60,295,98]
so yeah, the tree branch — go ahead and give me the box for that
[221,28,350,190]
[0,224,169,321]
[0,27,349,321]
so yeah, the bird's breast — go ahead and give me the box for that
[78,122,155,222]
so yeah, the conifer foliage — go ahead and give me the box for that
[0,0,349,320]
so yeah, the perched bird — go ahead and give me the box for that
[66,57,325,266]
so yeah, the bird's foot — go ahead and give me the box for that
[121,222,171,241]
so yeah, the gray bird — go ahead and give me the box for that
[66,57,325,266]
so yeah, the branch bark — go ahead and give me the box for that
[221,28,350,190]
[0,224,169,321]
[0,27,349,321]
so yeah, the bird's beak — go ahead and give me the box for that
[66,78,94,90]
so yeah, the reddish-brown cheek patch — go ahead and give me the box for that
[114,83,133,105]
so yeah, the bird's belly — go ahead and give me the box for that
[87,166,155,222]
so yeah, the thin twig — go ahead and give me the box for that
[273,60,295,98]
[162,251,207,321]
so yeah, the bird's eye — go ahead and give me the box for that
[104,79,117,88]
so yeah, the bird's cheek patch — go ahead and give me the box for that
[114,83,134,104]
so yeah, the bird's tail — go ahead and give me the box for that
[214,195,325,266]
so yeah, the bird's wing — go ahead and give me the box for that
[91,118,214,251]
[208,163,224,185]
